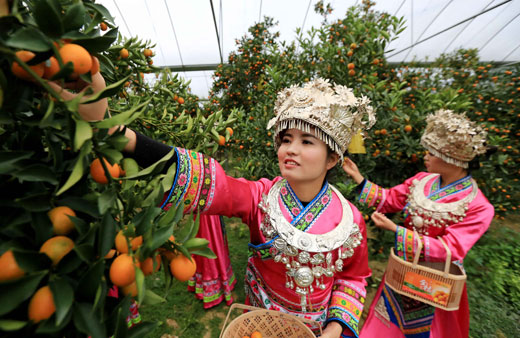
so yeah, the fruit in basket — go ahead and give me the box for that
[251,331,262,338]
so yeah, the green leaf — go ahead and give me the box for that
[66,28,118,53]
[5,26,52,52]
[56,197,99,218]
[73,303,106,338]
[134,207,162,235]
[188,246,217,259]
[39,98,55,128]
[12,164,58,184]
[184,237,209,250]
[74,243,95,263]
[0,151,33,174]
[84,2,115,23]
[98,189,116,215]
[74,119,93,152]
[0,320,27,331]
[76,260,104,301]
[69,215,89,236]
[15,192,52,212]
[33,0,63,37]
[50,278,73,326]
[135,267,145,304]
[0,272,46,316]
[98,213,116,258]
[63,2,86,32]
[12,250,51,273]
[124,149,175,180]
[93,97,150,128]
[141,290,166,306]
[150,224,174,251]
[56,141,91,195]
[157,203,179,228]
[128,321,158,338]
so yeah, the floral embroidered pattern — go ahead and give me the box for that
[358,180,386,210]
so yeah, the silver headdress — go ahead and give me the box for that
[420,109,488,168]
[267,78,376,162]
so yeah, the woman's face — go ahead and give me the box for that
[424,151,459,175]
[277,128,338,187]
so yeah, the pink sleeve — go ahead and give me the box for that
[358,173,428,214]
[395,192,494,263]
[160,147,272,223]
[327,207,371,336]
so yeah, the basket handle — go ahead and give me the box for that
[438,236,452,277]
[219,303,323,337]
[411,229,423,267]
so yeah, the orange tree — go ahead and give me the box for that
[0,1,222,336]
[208,0,518,216]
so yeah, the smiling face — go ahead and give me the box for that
[277,128,338,192]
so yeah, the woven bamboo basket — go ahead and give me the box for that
[219,304,322,338]
[385,232,466,311]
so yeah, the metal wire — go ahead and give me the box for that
[402,0,454,61]
[112,0,132,36]
[465,0,513,45]
[210,0,224,63]
[259,0,263,22]
[163,0,185,74]
[479,12,520,53]
[442,0,496,53]
[143,0,166,63]
[387,0,512,58]
[393,0,407,17]
[501,42,520,62]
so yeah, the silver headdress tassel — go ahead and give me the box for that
[267,78,376,162]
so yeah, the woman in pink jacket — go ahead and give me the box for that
[343,109,494,338]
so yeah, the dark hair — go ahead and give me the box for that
[467,145,497,171]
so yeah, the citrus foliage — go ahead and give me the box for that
[208,0,518,216]
[0,1,227,336]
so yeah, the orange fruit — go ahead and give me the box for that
[380,128,387,136]
[59,43,92,75]
[348,69,356,76]
[169,254,196,282]
[0,250,25,282]
[404,125,413,133]
[350,42,357,49]
[90,56,100,75]
[218,135,226,146]
[90,158,121,184]
[39,236,74,266]
[226,127,233,136]
[11,50,45,81]
[242,336,250,338]
[28,286,55,323]
[48,206,76,235]
[121,281,138,297]
[160,249,176,261]
[104,249,116,259]
[109,253,137,287]
[43,56,60,79]
[177,97,185,104]
[119,48,129,59]
[100,22,108,31]
[114,230,143,254]
[251,332,262,338]
[347,63,355,70]
[140,255,161,275]
[143,49,153,57]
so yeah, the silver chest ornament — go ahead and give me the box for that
[406,174,478,235]
[259,182,362,312]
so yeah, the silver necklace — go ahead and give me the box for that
[407,174,478,235]
[259,181,362,312]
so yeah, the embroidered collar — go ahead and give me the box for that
[428,175,473,201]
[280,179,332,232]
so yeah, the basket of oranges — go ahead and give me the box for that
[219,304,321,338]
[385,232,466,311]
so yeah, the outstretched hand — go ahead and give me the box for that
[46,72,108,122]
[342,157,364,184]
[371,211,398,233]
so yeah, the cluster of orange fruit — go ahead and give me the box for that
[11,42,99,82]
[242,331,262,338]
[432,290,449,304]
[108,231,197,297]
[0,205,78,323]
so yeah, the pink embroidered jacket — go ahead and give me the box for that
[162,148,371,337]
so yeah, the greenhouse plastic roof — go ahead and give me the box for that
[98,0,520,98]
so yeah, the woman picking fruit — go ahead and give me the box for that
[53,75,375,337]
[343,110,494,338]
